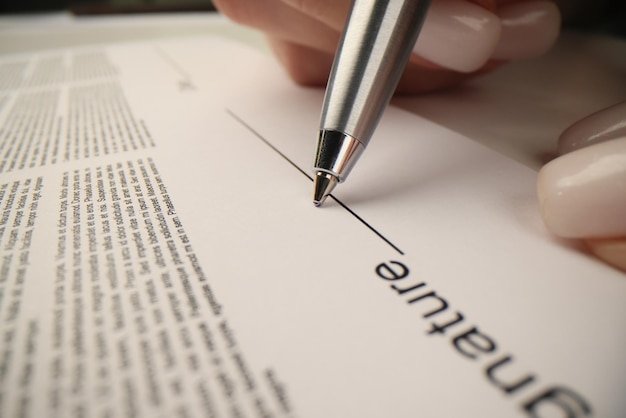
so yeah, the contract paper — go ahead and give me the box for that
[0,36,624,418]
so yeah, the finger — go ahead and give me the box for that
[541,102,626,272]
[216,0,507,88]
[558,102,626,155]
[279,0,447,73]
[282,0,502,73]
[266,36,335,86]
[279,0,352,31]
[492,1,561,60]
[280,0,498,31]
[413,0,502,72]
[413,0,560,72]
[537,137,626,239]
[267,36,492,94]
[214,0,340,54]
[537,137,626,272]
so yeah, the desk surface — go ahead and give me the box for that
[2,12,625,169]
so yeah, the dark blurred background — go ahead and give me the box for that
[0,0,623,38]
[0,0,217,14]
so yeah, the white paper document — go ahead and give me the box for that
[0,36,624,418]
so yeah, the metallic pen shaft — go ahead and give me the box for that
[320,0,431,143]
[313,0,431,206]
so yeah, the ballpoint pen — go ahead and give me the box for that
[312,0,432,206]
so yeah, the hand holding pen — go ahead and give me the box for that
[214,0,626,272]
[214,0,560,91]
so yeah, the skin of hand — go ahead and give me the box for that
[214,0,625,272]
[538,102,626,272]
[213,0,561,93]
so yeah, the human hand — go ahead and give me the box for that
[215,0,625,272]
[213,0,561,94]
[538,102,626,273]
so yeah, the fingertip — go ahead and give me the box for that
[413,0,501,73]
[492,1,561,60]
[537,137,626,239]
[558,102,626,155]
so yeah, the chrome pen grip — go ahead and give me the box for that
[319,0,431,145]
[313,0,431,205]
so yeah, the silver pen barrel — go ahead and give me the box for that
[313,0,431,206]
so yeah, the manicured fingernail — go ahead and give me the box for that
[558,102,626,155]
[491,1,560,60]
[537,137,626,238]
[413,0,501,73]
[585,238,626,272]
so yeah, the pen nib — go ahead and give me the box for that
[313,172,338,207]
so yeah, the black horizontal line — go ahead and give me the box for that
[227,109,404,256]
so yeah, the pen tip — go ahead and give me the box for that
[313,172,338,207]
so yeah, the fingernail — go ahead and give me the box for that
[537,137,626,238]
[558,102,626,155]
[585,238,626,272]
[413,0,501,73]
[491,1,561,60]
